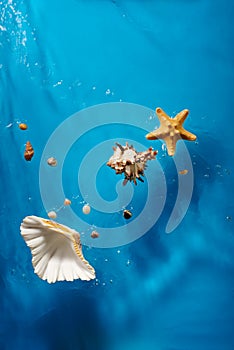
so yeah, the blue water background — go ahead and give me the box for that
[1,0,234,349]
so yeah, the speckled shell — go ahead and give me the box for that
[24,141,34,161]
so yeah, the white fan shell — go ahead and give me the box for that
[20,215,96,283]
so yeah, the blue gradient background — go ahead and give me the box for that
[1,0,234,349]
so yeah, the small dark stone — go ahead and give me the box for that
[123,210,132,219]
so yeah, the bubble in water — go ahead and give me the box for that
[53,80,63,87]
[6,123,13,128]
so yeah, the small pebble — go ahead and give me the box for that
[47,157,57,167]
[19,123,28,130]
[179,169,188,175]
[123,209,132,219]
[64,198,71,206]
[91,231,99,239]
[82,204,91,215]
[47,211,57,219]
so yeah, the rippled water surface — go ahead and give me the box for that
[1,1,234,349]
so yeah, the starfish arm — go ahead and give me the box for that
[145,131,158,140]
[146,126,166,140]
[164,136,177,156]
[180,127,197,141]
[155,107,171,123]
[175,109,189,124]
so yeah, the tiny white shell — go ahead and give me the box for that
[47,157,57,167]
[82,204,91,215]
[47,211,57,219]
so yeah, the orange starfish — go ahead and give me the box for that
[146,107,197,156]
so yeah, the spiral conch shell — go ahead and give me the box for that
[107,142,157,185]
[24,141,34,161]
[20,216,96,283]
